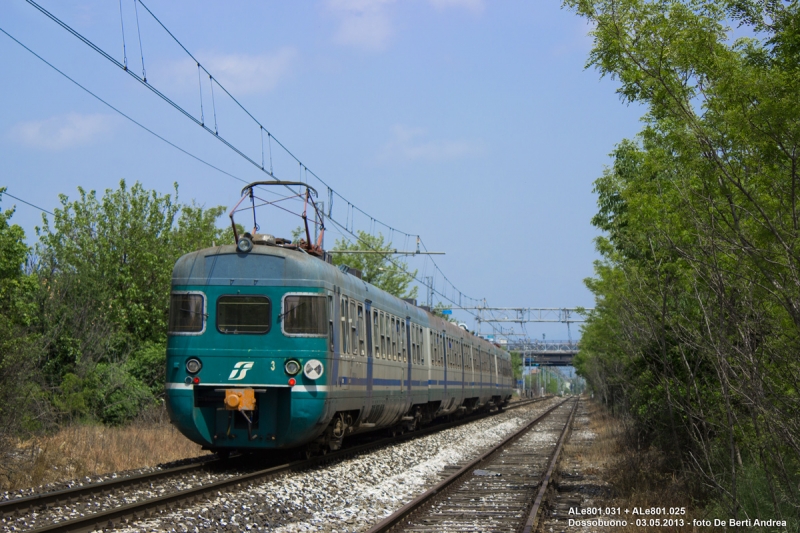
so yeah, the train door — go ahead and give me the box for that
[405,317,412,397]
[339,295,350,390]
[423,327,431,398]
[356,302,366,393]
[460,338,465,400]
[440,331,450,398]
[492,352,500,388]
[364,300,374,416]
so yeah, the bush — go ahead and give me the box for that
[54,364,155,425]
[127,342,167,399]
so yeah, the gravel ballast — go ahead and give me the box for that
[118,398,561,533]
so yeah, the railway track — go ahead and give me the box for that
[1,396,550,533]
[366,398,579,533]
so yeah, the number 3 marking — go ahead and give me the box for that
[271,361,276,371]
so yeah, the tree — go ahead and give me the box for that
[431,302,458,323]
[566,0,800,519]
[33,180,227,423]
[511,351,523,382]
[331,231,419,299]
[0,189,46,477]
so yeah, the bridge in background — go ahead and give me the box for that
[451,306,592,366]
[506,340,580,366]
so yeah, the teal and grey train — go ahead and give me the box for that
[165,184,513,454]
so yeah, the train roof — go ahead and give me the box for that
[173,244,507,355]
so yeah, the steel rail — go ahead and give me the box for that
[521,398,579,533]
[0,457,217,518]
[18,396,548,533]
[364,397,575,533]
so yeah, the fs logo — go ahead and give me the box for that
[228,362,254,380]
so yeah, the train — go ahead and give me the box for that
[164,181,513,455]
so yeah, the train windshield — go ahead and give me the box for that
[217,295,271,334]
[283,295,327,335]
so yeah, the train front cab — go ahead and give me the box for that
[165,249,333,451]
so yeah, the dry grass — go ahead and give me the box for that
[1,408,205,492]
[563,401,700,533]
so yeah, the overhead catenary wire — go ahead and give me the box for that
[25,0,418,248]
[17,0,491,326]
[325,216,499,333]
[117,0,127,70]
[132,0,146,81]
[0,26,252,188]
[1,191,55,216]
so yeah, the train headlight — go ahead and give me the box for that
[186,358,202,374]
[284,359,301,376]
[237,235,254,253]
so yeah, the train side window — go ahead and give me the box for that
[358,304,365,356]
[169,292,205,334]
[217,295,271,334]
[283,294,328,336]
[350,300,357,355]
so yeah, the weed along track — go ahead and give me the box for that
[1,398,554,533]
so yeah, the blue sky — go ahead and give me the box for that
[0,0,644,339]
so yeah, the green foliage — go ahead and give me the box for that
[54,364,155,425]
[126,342,167,399]
[0,181,226,440]
[34,180,225,367]
[331,230,419,299]
[566,0,800,518]
[0,189,45,447]
[86,363,155,425]
[431,302,457,323]
[510,351,522,381]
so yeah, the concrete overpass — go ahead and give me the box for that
[507,340,580,366]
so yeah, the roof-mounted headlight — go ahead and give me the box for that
[237,235,254,253]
